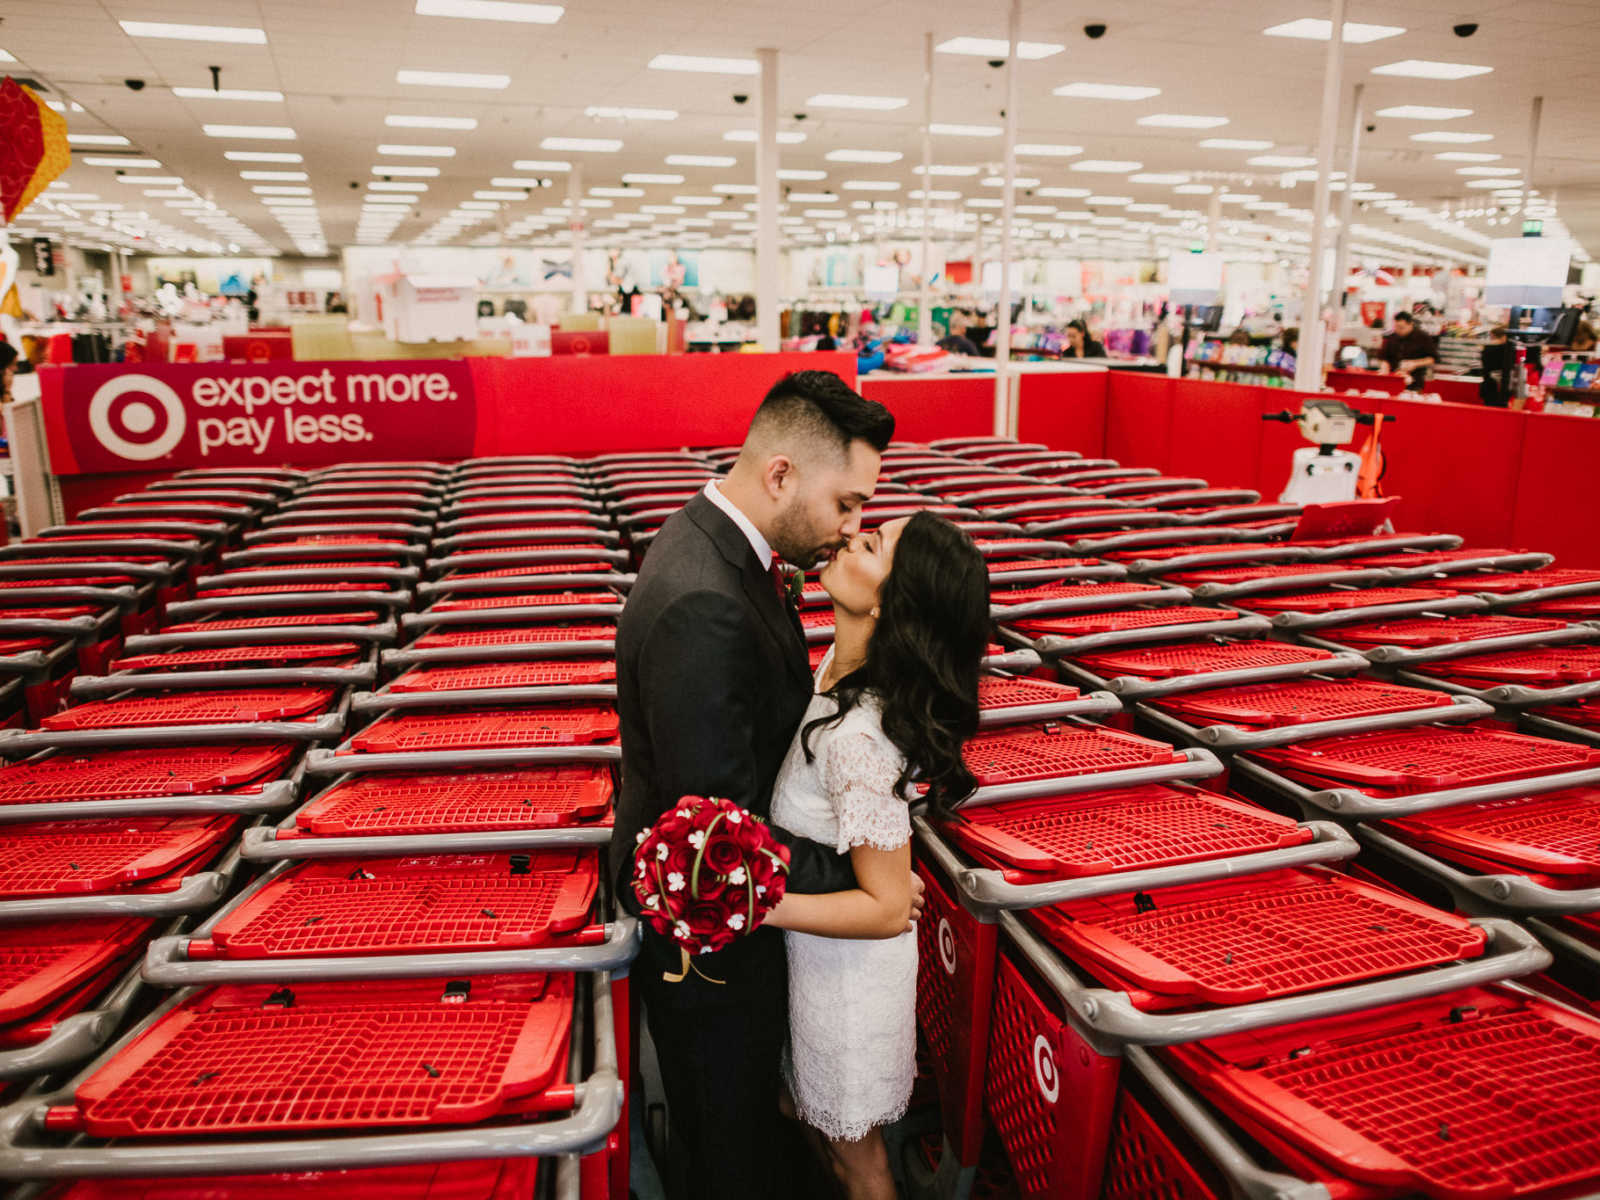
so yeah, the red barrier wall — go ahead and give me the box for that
[858,374,995,444]
[1015,370,1108,457]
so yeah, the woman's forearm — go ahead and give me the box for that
[766,887,909,939]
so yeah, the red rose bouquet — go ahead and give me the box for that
[631,796,791,979]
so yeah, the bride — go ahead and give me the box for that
[765,511,990,1200]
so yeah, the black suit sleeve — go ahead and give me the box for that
[637,589,856,895]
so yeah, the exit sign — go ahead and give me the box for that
[1523,219,1544,237]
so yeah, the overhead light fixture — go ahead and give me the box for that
[674,195,724,205]
[723,129,805,144]
[1174,183,1215,194]
[590,186,644,197]
[909,189,961,200]
[585,106,678,120]
[981,176,1040,187]
[1465,178,1523,190]
[415,0,563,20]
[386,114,477,130]
[1378,106,1474,123]
[203,124,296,139]
[252,185,312,194]
[1086,195,1133,205]
[825,149,903,164]
[1410,131,1493,143]
[512,159,572,171]
[1373,59,1492,79]
[79,156,161,169]
[1138,113,1229,129]
[461,200,501,209]
[370,164,440,176]
[544,137,623,152]
[622,173,684,185]
[777,169,827,181]
[842,180,901,191]
[965,198,1002,209]
[1052,82,1160,100]
[642,204,687,214]
[1199,138,1273,150]
[935,36,1063,58]
[1128,173,1189,185]
[379,144,456,157]
[807,93,908,110]
[665,154,736,167]
[369,181,429,191]
[930,123,1002,137]
[786,192,837,202]
[648,54,759,75]
[1036,186,1092,198]
[397,69,510,88]
[67,134,132,146]
[116,175,183,185]
[224,150,303,162]
[239,170,307,180]
[1070,160,1141,173]
[712,183,758,194]
[119,20,266,43]
[1015,143,1083,157]
[1249,154,1318,167]
[172,87,283,101]
[1434,151,1501,162]
[475,189,529,199]
[913,164,980,177]
[1263,18,1404,42]
[1455,165,1521,176]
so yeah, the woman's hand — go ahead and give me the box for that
[765,842,914,939]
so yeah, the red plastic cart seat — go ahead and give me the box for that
[1030,868,1483,1009]
[1413,644,1600,685]
[0,919,151,1025]
[66,974,574,1136]
[161,613,381,635]
[0,572,142,588]
[984,557,1105,575]
[447,562,613,579]
[937,784,1308,878]
[350,705,618,753]
[112,643,359,672]
[255,535,410,548]
[978,675,1082,709]
[428,591,616,614]
[0,955,131,1053]
[991,582,1171,606]
[46,1159,540,1200]
[1507,595,1600,619]
[1163,986,1600,1199]
[1020,506,1160,524]
[1155,678,1452,727]
[1326,614,1568,648]
[0,816,237,897]
[388,659,616,692]
[410,624,614,650]
[1250,725,1600,794]
[1012,606,1246,638]
[962,722,1185,786]
[1162,564,1368,586]
[1382,789,1600,884]
[201,851,598,958]
[295,765,613,835]
[196,583,384,600]
[0,745,294,804]
[1102,542,1277,564]
[42,687,336,730]
[1238,586,1459,614]
[1429,568,1600,594]
[1539,699,1600,731]
[0,636,53,652]
[0,605,96,620]
[1072,641,1337,680]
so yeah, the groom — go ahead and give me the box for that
[614,370,914,1199]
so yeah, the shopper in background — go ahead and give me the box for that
[1382,311,1438,391]
[0,340,17,404]
[1063,318,1105,358]
[764,511,986,1200]
[614,371,910,1200]
[1479,326,1516,408]
[1571,321,1598,353]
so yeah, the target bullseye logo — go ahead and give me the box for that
[1032,1035,1060,1103]
[87,375,187,462]
[937,917,957,976]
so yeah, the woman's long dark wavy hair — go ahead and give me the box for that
[802,511,990,809]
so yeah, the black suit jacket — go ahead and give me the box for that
[614,492,856,995]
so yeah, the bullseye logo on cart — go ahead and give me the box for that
[60,361,476,469]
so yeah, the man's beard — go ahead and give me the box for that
[769,504,841,569]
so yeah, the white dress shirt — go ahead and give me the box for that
[704,480,776,570]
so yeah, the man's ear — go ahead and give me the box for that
[764,454,794,499]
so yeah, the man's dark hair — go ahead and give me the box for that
[747,370,894,457]
[1394,311,1415,326]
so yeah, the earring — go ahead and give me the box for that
[870,607,880,619]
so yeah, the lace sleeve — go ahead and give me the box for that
[816,720,911,855]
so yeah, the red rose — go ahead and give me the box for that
[683,901,725,941]
[703,831,744,875]
[690,869,727,903]
[663,842,696,881]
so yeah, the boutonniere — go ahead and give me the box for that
[787,570,805,606]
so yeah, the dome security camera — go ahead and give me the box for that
[986,59,1005,68]
[1083,22,1107,38]
[1453,22,1478,36]
[732,93,749,105]
[124,78,146,91]
[1366,123,1377,133]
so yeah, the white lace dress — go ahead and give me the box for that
[770,649,917,1143]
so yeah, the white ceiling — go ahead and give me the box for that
[5,0,1600,268]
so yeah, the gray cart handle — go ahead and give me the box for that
[0,778,298,826]
[163,591,413,620]
[954,747,1223,810]
[304,744,621,775]
[1028,614,1274,658]
[1190,567,1399,600]
[0,713,343,756]
[1356,824,1600,915]
[1197,694,1493,751]
[1104,650,1371,701]
[991,584,1194,622]
[240,821,614,861]
[122,621,397,652]
[351,684,618,713]
[1265,593,1488,630]
[195,566,420,588]
[401,602,624,631]
[71,663,375,696]
[1361,621,1600,665]
[978,689,1121,729]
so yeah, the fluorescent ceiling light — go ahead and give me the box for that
[842,180,901,191]
[786,192,837,202]
[1199,138,1272,150]
[369,181,429,191]
[825,149,903,164]
[544,137,622,152]
[642,204,686,214]
[116,175,183,185]
[416,0,563,20]
[67,134,131,147]
[172,87,283,102]
[0,49,13,62]
[712,183,758,194]
[930,123,1001,137]
[79,156,161,169]
[1138,113,1229,129]
[397,69,509,88]
[585,106,677,121]
[1129,173,1189,185]
[203,124,295,140]
[807,94,908,110]
[512,160,571,171]
[1126,203,1168,213]
[623,173,685,185]
[141,188,191,198]
[723,129,805,144]
[935,36,1063,59]
[1249,154,1318,167]
[909,189,961,200]
[379,144,456,158]
[461,201,501,209]
[674,196,724,205]
[386,114,477,130]
[475,189,528,199]
[1373,59,1492,79]
[914,164,980,177]
[648,54,758,75]
[1015,143,1083,157]
[1174,183,1215,194]
[982,176,1040,187]
[966,198,1002,208]
[261,196,313,205]
[777,169,827,181]
[1053,82,1160,100]
[1434,151,1501,162]
[1244,200,1288,211]
[1263,18,1404,42]
[1070,160,1141,173]
[666,154,736,167]
[252,185,311,194]
[1376,105,1471,120]
[1014,205,1055,215]
[1410,131,1492,143]
[371,164,439,176]
[1036,186,1092,198]
[241,170,307,180]
[590,186,644,197]
[1457,166,1521,176]
[1086,195,1132,205]
[1466,178,1521,189]
[119,20,266,43]
[224,150,302,162]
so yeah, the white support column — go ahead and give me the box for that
[1205,190,1221,252]
[1527,95,1543,205]
[756,48,781,351]
[1328,81,1364,315]
[994,0,1021,437]
[918,31,935,347]
[567,163,586,315]
[1293,0,1347,393]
